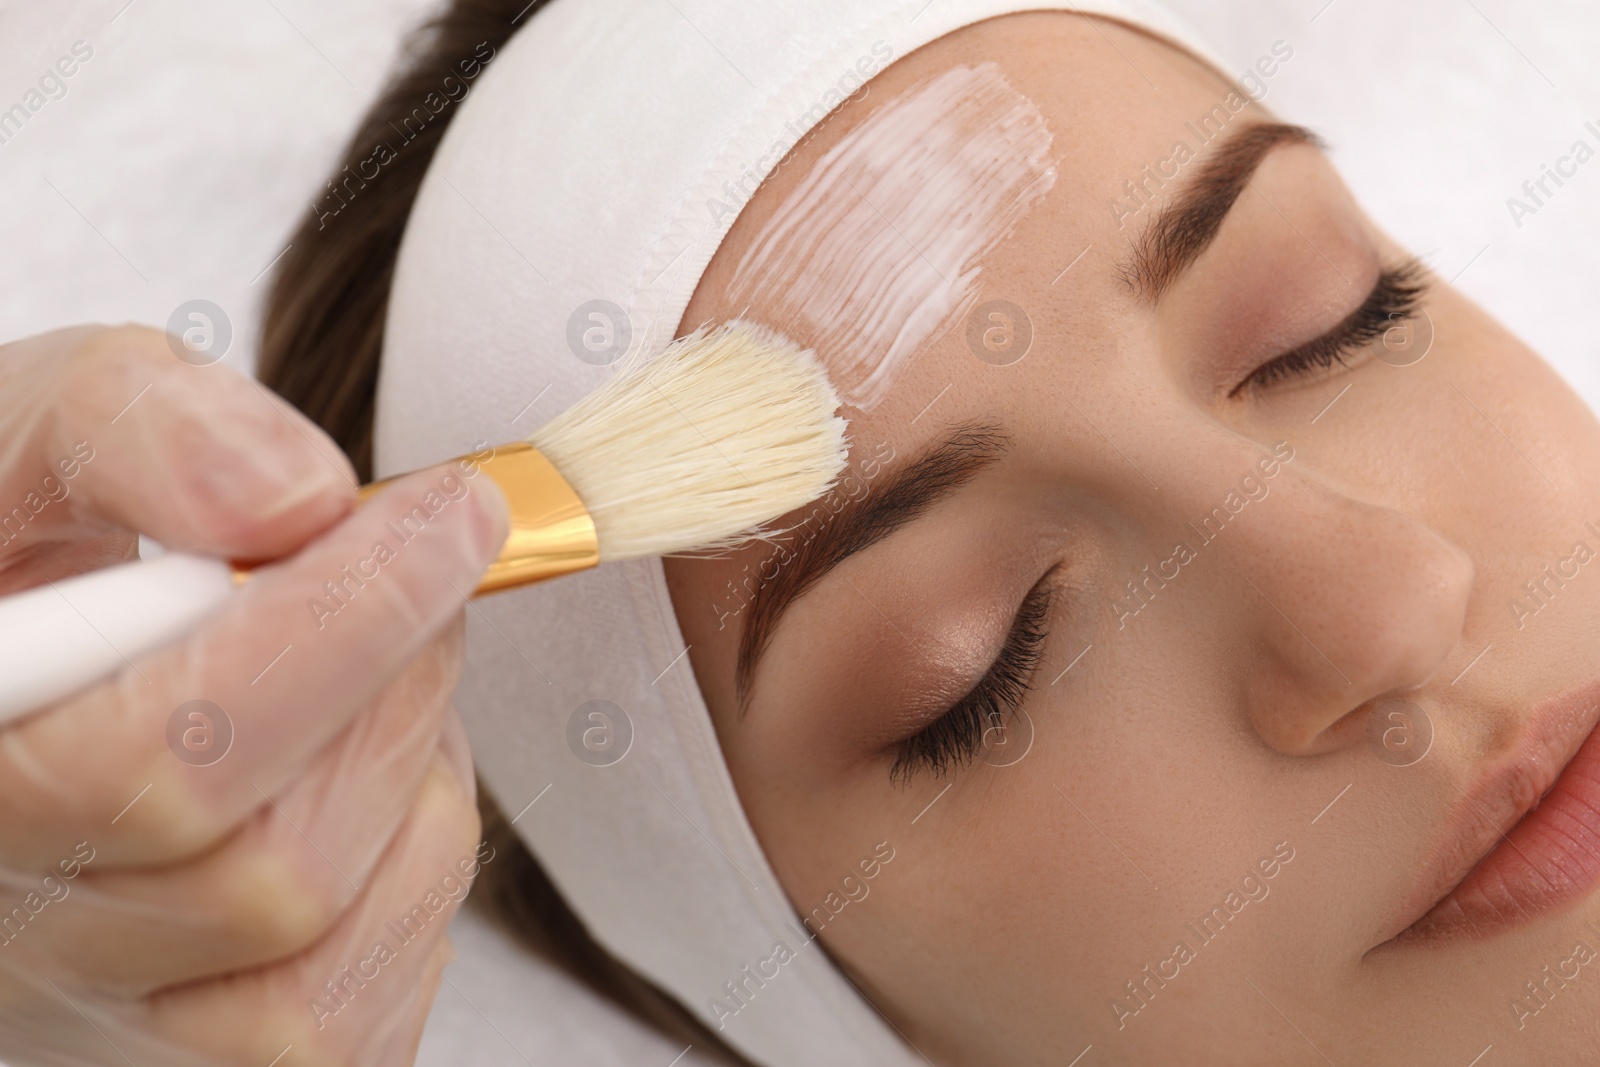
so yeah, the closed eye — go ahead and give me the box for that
[889,571,1055,785]
[1230,258,1429,397]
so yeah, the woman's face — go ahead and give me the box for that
[668,13,1600,1065]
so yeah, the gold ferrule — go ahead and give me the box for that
[477,442,600,592]
[236,442,600,595]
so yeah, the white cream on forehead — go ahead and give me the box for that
[726,61,1056,409]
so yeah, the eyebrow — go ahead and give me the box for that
[1124,122,1325,300]
[735,425,1010,703]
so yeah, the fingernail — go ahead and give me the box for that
[197,465,346,531]
[243,459,352,521]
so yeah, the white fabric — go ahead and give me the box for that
[419,906,724,1065]
[375,2,1223,1064]
[0,0,440,376]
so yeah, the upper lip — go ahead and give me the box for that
[1376,680,1600,948]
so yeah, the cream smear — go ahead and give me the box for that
[725,61,1057,409]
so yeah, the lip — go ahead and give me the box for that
[1382,680,1600,949]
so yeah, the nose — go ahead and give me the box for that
[1207,455,1474,755]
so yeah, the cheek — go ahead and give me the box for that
[1277,281,1600,616]
[1414,295,1600,632]
[778,745,1177,1049]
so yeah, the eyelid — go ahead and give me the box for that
[1229,258,1429,397]
[889,567,1057,785]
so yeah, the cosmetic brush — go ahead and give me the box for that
[0,321,846,723]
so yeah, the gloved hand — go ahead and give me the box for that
[0,325,507,1066]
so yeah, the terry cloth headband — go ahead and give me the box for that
[376,1,1228,1062]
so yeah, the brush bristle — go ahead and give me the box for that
[527,320,849,561]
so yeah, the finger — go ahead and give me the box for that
[145,752,486,1067]
[0,527,137,592]
[0,324,355,564]
[366,934,455,1067]
[3,620,465,992]
[435,702,478,808]
[0,966,195,1067]
[0,467,507,868]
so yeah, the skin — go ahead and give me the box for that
[664,13,1600,1066]
[0,326,506,1065]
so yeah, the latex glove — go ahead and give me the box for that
[0,325,508,1066]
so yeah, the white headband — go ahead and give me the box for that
[376,1,1224,1061]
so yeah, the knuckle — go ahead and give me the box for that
[397,619,469,708]
[216,999,337,1067]
[255,985,378,1067]
[150,994,334,1067]
[102,725,259,864]
[420,764,482,856]
[110,763,239,863]
[0,676,241,866]
[225,841,354,962]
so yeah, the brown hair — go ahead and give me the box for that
[257,2,754,1061]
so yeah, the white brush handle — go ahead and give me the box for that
[0,553,235,725]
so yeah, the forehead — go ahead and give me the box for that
[683,11,1251,447]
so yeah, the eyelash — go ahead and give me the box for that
[889,578,1054,785]
[1230,258,1430,397]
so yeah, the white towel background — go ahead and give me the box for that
[0,2,1596,1064]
